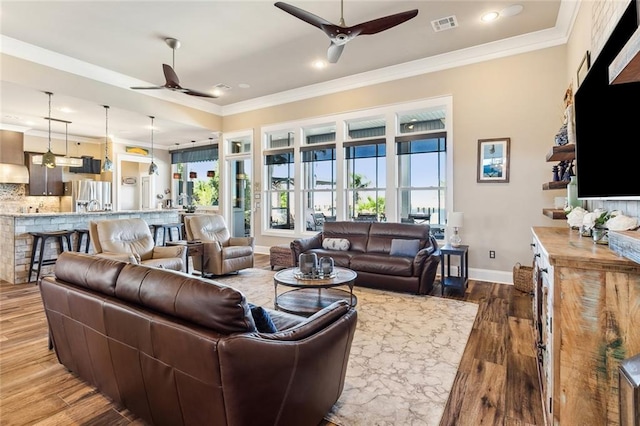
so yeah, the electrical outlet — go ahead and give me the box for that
[489,250,495,259]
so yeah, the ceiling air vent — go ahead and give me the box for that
[431,15,458,32]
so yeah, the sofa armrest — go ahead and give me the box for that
[290,233,323,265]
[152,245,185,259]
[215,302,357,424]
[229,236,254,247]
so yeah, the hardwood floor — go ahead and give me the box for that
[0,254,544,425]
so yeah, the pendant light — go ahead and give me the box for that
[148,116,158,175]
[102,105,113,172]
[42,91,56,168]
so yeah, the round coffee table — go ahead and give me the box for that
[273,266,358,316]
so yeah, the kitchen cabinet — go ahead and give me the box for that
[531,227,640,425]
[25,152,63,196]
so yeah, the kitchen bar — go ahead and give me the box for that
[0,209,180,284]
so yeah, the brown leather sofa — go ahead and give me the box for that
[291,221,441,295]
[39,252,357,426]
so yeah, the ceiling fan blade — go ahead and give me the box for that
[354,9,419,35]
[162,63,181,88]
[327,42,345,63]
[130,86,165,90]
[274,2,332,30]
[183,88,219,98]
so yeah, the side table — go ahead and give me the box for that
[166,240,204,275]
[439,244,469,295]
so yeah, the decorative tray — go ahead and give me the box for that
[293,269,336,280]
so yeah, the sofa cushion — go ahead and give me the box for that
[390,239,420,257]
[305,249,355,268]
[249,303,278,333]
[322,238,350,251]
[321,221,371,252]
[350,253,413,277]
[366,222,430,254]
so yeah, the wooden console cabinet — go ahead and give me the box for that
[531,227,640,425]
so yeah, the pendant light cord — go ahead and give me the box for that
[47,92,52,150]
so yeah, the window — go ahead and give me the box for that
[171,144,219,209]
[266,130,294,149]
[260,96,452,233]
[302,146,336,230]
[345,140,386,221]
[397,133,446,228]
[265,150,295,230]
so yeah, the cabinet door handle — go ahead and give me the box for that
[540,268,548,274]
[530,243,536,248]
[534,253,541,258]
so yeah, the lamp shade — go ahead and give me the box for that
[448,212,464,228]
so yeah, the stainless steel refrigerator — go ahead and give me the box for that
[67,180,112,212]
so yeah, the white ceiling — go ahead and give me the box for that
[0,1,577,150]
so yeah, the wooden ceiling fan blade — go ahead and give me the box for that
[162,63,181,87]
[327,42,345,63]
[354,9,418,35]
[183,88,218,98]
[130,86,164,90]
[275,1,332,29]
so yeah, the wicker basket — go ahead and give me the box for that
[513,262,534,293]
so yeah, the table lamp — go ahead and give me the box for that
[448,212,464,247]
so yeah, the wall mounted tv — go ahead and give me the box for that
[574,0,640,200]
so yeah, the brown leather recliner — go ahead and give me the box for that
[89,218,186,272]
[40,252,357,426]
[184,214,254,275]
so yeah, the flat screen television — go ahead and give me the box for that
[574,0,640,200]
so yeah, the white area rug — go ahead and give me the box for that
[215,268,478,426]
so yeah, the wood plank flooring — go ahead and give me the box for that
[0,254,544,425]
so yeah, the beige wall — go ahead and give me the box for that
[223,46,568,280]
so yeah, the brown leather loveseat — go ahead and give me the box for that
[291,221,441,295]
[39,252,357,426]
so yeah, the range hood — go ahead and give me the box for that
[0,130,30,184]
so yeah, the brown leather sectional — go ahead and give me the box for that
[39,252,357,426]
[291,221,441,295]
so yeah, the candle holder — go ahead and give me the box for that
[320,256,334,276]
[298,253,318,277]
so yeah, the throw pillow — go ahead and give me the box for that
[322,238,351,251]
[390,239,420,258]
[248,303,278,333]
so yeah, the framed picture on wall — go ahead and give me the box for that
[477,138,510,183]
[576,51,590,87]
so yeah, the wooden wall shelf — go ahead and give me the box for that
[543,181,569,190]
[542,208,566,219]
[545,144,576,162]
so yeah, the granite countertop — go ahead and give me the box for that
[0,209,182,218]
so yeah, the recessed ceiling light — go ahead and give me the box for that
[501,4,524,17]
[212,88,223,97]
[481,11,500,22]
[312,59,328,69]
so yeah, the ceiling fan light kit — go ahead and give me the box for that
[130,37,218,98]
[275,0,418,63]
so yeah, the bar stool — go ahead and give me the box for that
[151,223,184,246]
[28,230,74,283]
[74,228,91,253]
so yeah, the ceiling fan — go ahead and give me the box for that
[275,1,418,64]
[130,38,218,98]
